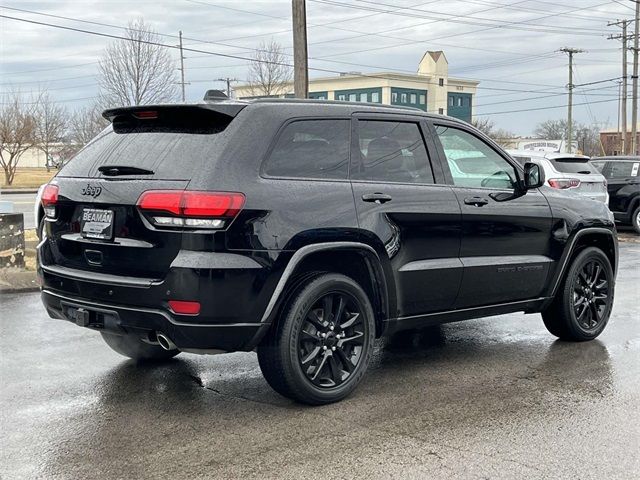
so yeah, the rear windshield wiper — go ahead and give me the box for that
[98,165,154,176]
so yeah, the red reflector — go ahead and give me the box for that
[168,300,200,315]
[137,190,245,218]
[41,184,59,206]
[133,110,158,119]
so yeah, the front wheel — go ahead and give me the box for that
[257,273,375,405]
[542,247,614,341]
[101,332,180,362]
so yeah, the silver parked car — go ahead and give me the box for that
[507,150,608,204]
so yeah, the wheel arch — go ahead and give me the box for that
[548,227,618,299]
[259,242,395,338]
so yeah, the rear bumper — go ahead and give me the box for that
[41,289,269,352]
[578,192,608,204]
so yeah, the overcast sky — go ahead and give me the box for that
[0,0,636,135]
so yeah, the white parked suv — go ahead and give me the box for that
[507,150,608,204]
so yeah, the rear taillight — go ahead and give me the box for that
[548,178,580,189]
[137,190,245,229]
[41,184,59,218]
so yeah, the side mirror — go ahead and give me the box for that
[523,162,544,189]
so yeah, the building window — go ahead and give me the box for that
[410,93,417,104]
[401,93,407,103]
[360,93,367,102]
[457,98,463,107]
[419,94,425,104]
[338,94,346,101]
[349,93,357,101]
[371,92,380,102]
[391,92,398,102]
[439,78,444,87]
[439,108,444,114]
[449,97,454,107]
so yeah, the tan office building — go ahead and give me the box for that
[234,51,479,123]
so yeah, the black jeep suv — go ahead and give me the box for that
[591,156,640,233]
[38,100,618,404]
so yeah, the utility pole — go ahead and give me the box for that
[559,47,584,153]
[292,0,308,99]
[178,31,187,102]
[216,77,238,98]
[631,0,639,155]
[609,20,629,154]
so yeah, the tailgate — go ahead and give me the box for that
[44,177,188,279]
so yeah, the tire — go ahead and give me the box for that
[542,247,614,341]
[632,206,640,234]
[257,273,376,405]
[100,332,180,362]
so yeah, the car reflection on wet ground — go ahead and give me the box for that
[1,243,638,479]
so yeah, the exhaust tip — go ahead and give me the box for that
[156,332,177,351]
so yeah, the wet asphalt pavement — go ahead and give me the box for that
[1,244,639,480]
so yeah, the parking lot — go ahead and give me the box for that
[1,242,639,479]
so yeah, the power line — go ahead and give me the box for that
[474,97,618,116]
[311,0,612,35]
[0,13,580,97]
[309,0,614,60]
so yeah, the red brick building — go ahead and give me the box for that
[600,125,640,156]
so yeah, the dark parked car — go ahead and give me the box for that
[591,156,640,233]
[38,100,618,404]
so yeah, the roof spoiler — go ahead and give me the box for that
[102,103,247,123]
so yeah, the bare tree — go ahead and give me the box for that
[60,103,110,161]
[99,18,178,107]
[69,103,108,146]
[534,119,575,140]
[34,90,68,171]
[0,92,36,185]
[247,41,292,97]
[472,117,495,137]
[473,117,516,147]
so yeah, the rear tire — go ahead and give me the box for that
[542,247,614,341]
[632,206,640,234]
[257,273,375,405]
[101,332,180,361]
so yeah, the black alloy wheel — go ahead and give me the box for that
[572,259,610,331]
[542,246,614,341]
[257,273,375,405]
[298,291,366,388]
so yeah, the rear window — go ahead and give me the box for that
[549,157,594,174]
[59,108,233,180]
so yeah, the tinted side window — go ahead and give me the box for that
[351,120,434,184]
[435,125,517,189]
[263,120,349,179]
[604,161,640,178]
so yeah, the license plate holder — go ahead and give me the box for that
[81,208,114,240]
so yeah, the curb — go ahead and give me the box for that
[0,188,39,195]
[0,286,40,294]
[0,268,39,294]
